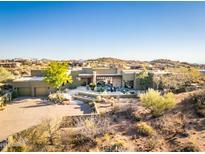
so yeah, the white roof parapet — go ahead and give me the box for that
[122,69,172,75]
[13,76,44,82]
[78,73,122,77]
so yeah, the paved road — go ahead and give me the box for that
[0,97,92,140]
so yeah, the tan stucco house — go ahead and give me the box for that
[12,76,53,97]
[73,67,171,89]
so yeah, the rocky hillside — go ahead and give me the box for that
[85,57,205,69]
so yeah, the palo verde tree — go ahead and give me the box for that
[43,61,72,90]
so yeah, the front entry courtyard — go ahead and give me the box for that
[0,97,92,141]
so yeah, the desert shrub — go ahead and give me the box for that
[4,119,61,152]
[3,136,30,152]
[0,101,5,111]
[103,140,126,152]
[173,141,200,152]
[152,114,185,138]
[136,122,155,137]
[77,116,111,139]
[145,137,160,151]
[102,133,112,141]
[140,89,176,117]
[124,103,135,118]
[67,81,80,89]
[0,96,7,111]
[190,90,205,107]
[48,92,67,104]
[188,90,205,117]
[69,133,96,151]
[89,83,96,91]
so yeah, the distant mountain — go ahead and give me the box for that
[86,57,205,69]
[151,59,205,69]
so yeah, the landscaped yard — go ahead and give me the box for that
[0,97,92,141]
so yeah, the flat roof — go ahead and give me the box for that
[13,76,44,82]
[122,69,171,74]
[79,73,122,77]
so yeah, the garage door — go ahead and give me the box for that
[18,87,31,96]
[35,87,49,96]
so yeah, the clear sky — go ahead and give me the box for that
[0,2,205,63]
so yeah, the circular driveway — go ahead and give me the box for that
[0,97,92,141]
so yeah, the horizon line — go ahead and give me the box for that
[0,56,204,65]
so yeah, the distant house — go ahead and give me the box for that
[0,62,21,69]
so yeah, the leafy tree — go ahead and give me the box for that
[135,69,153,90]
[43,62,72,89]
[0,67,14,83]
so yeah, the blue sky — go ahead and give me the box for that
[0,2,205,63]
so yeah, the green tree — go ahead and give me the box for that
[43,62,72,89]
[135,69,153,90]
[0,67,14,83]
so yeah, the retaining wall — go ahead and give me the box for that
[77,91,138,98]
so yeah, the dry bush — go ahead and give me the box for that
[68,133,96,151]
[77,116,111,139]
[102,139,127,152]
[2,136,29,152]
[48,92,68,104]
[189,90,205,117]
[134,136,162,152]
[132,106,150,121]
[151,113,185,138]
[5,118,97,152]
[4,118,62,152]
[171,139,201,152]
[136,122,155,137]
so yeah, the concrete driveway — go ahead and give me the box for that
[0,97,92,141]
